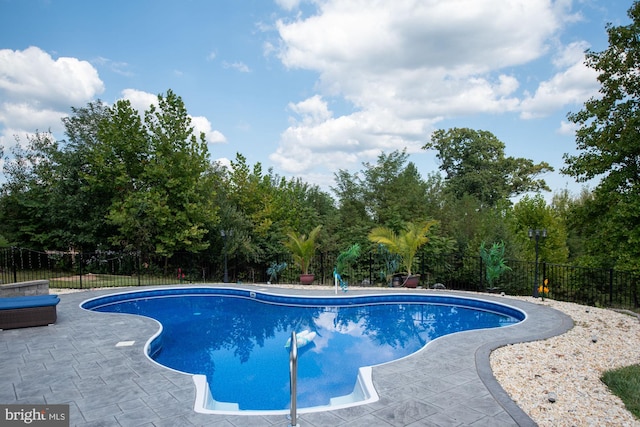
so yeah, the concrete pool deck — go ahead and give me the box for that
[0,285,573,426]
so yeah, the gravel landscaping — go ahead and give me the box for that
[491,297,640,426]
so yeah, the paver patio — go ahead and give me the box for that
[0,285,572,426]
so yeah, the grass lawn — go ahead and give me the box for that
[1,267,221,289]
[601,364,640,419]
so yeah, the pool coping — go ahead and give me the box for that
[0,284,573,426]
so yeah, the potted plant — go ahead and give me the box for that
[283,225,322,285]
[368,220,437,288]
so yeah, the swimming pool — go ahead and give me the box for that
[81,287,524,414]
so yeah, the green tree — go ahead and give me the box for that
[0,103,129,250]
[95,91,217,255]
[332,169,374,248]
[511,194,569,264]
[362,150,432,228]
[58,101,116,248]
[424,128,554,207]
[0,132,60,248]
[215,154,336,273]
[332,149,435,249]
[551,188,590,262]
[562,2,640,272]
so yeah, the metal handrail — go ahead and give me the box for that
[289,331,298,427]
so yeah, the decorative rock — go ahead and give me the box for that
[432,283,446,290]
[548,392,558,403]
[491,297,640,426]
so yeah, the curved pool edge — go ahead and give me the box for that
[474,298,574,427]
[79,285,528,417]
[79,286,527,321]
[367,292,574,427]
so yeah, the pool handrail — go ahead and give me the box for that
[289,330,298,427]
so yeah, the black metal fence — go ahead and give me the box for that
[1,247,638,310]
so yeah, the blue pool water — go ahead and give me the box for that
[82,288,524,411]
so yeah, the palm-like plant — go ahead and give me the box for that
[368,220,438,276]
[283,225,322,275]
[479,241,511,289]
[334,243,361,276]
[334,243,361,291]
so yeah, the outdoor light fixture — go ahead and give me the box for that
[528,228,547,298]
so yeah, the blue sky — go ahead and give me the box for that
[0,0,634,199]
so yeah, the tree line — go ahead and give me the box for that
[1,2,640,277]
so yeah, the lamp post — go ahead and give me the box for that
[221,229,233,283]
[528,228,547,298]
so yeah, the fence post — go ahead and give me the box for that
[369,252,373,286]
[478,256,483,292]
[11,246,17,283]
[79,252,83,289]
[609,268,614,306]
[137,253,142,287]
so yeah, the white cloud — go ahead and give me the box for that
[0,128,35,153]
[553,41,590,68]
[277,0,559,73]
[520,42,599,119]
[0,103,67,134]
[287,95,332,125]
[271,97,430,173]
[213,157,232,170]
[269,0,583,175]
[223,61,251,73]
[92,56,133,77]
[0,46,104,144]
[0,46,104,107]
[191,116,227,144]
[275,0,301,11]
[121,88,158,113]
[557,120,578,135]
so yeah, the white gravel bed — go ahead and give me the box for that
[491,297,640,427]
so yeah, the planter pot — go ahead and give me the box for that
[299,274,315,285]
[401,274,420,288]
